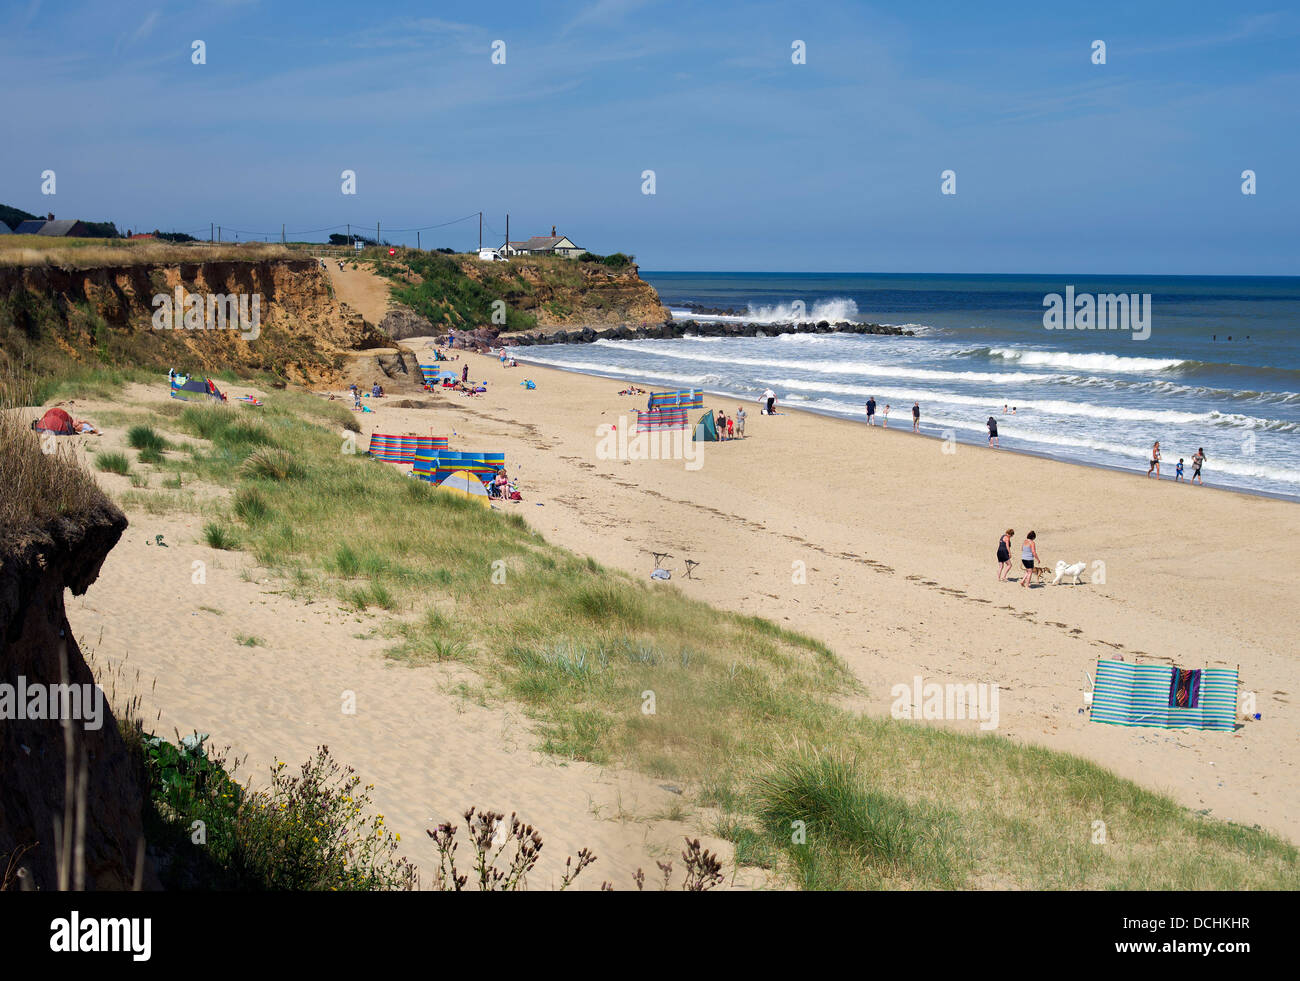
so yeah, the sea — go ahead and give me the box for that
[510,272,1300,501]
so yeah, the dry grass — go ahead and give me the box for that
[0,372,108,544]
[0,236,298,270]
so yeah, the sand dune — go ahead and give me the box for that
[59,346,1300,893]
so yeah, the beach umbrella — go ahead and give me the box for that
[436,469,491,506]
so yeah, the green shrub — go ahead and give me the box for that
[138,737,417,890]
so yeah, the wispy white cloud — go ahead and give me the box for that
[1126,12,1292,56]
[132,9,160,43]
[562,0,654,36]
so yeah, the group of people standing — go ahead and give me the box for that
[715,407,747,440]
[996,529,1041,589]
[1147,441,1206,484]
[865,397,922,432]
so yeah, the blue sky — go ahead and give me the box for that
[2,0,1297,273]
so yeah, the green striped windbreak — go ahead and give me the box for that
[1091,659,1238,731]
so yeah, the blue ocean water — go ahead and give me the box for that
[513,272,1300,500]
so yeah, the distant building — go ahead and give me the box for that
[36,219,91,237]
[129,233,156,240]
[501,225,584,257]
[13,216,91,237]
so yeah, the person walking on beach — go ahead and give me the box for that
[866,397,876,426]
[763,389,776,415]
[1192,447,1206,484]
[1147,440,1161,478]
[462,363,470,384]
[882,404,890,428]
[997,528,1014,581]
[1020,531,1040,588]
[911,401,921,432]
[736,406,747,438]
[987,415,999,447]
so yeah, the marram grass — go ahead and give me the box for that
[95,388,1299,891]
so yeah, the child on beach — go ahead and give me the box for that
[726,415,735,439]
[1176,458,1185,481]
[882,405,889,428]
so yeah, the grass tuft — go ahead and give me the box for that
[96,451,131,475]
[241,448,304,481]
[203,522,241,551]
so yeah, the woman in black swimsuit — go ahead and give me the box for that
[997,528,1014,581]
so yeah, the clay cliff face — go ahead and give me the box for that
[0,259,394,385]
[0,500,155,890]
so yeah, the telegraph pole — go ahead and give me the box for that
[478,211,482,251]
[281,223,285,245]
[505,213,509,255]
[210,222,214,244]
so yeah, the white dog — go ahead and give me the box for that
[1052,560,1087,585]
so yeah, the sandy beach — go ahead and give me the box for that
[361,343,1300,839]
[53,338,1298,893]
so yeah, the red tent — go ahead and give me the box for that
[33,407,75,435]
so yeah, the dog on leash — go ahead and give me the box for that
[1051,560,1087,585]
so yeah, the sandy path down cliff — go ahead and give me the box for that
[321,258,394,326]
